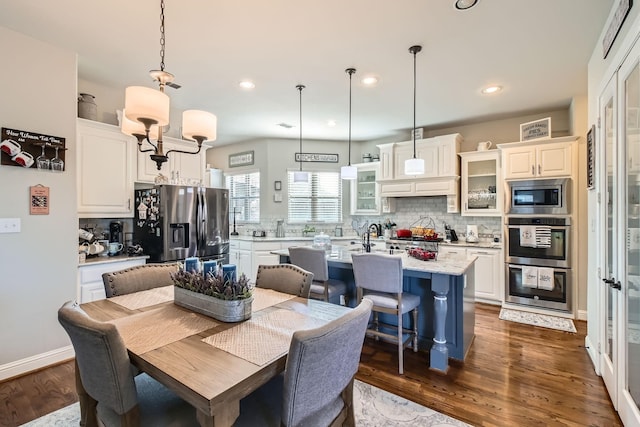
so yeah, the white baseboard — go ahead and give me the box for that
[0,346,75,381]
[576,309,587,321]
[584,335,600,376]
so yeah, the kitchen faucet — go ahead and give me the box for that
[362,223,380,253]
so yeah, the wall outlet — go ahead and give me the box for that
[0,218,21,233]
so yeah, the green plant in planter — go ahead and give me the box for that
[171,269,253,301]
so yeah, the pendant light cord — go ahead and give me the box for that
[409,45,422,159]
[346,68,356,166]
[297,84,305,172]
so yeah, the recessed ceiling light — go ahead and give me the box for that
[239,80,255,90]
[361,76,379,86]
[454,0,478,10]
[481,85,502,94]
[327,119,337,127]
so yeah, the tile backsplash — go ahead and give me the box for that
[246,195,503,240]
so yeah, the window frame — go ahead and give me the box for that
[225,170,261,223]
[287,169,343,224]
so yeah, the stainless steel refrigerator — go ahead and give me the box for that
[134,185,229,264]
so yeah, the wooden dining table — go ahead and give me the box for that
[79,286,352,427]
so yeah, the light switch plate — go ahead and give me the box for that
[0,218,21,233]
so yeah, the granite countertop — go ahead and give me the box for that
[78,254,149,267]
[272,245,476,276]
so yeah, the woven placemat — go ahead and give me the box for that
[251,288,297,312]
[109,304,218,354]
[109,285,174,310]
[202,309,327,366]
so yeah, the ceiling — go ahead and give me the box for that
[0,0,614,146]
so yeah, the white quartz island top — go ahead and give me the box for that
[272,244,476,277]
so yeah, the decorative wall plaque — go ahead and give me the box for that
[520,117,551,142]
[295,153,339,163]
[587,125,595,190]
[30,185,50,215]
[229,151,254,167]
[1,127,66,171]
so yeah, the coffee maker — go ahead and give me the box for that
[110,221,123,245]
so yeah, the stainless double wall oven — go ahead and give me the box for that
[505,216,571,311]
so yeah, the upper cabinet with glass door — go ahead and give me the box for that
[459,150,502,216]
[350,162,380,215]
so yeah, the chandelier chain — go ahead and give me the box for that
[159,0,166,71]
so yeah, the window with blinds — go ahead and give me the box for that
[225,172,260,222]
[288,171,342,223]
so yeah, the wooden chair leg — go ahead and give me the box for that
[75,359,98,427]
[398,310,404,375]
[412,308,419,352]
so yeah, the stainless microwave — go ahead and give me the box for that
[507,178,569,215]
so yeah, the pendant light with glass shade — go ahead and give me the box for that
[121,0,217,171]
[405,45,425,176]
[293,84,309,183]
[341,68,357,180]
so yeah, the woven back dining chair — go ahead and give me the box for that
[235,298,373,427]
[351,253,420,375]
[254,264,313,298]
[57,301,198,427]
[288,246,348,305]
[102,263,177,297]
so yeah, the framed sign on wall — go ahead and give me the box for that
[229,151,254,167]
[520,117,551,142]
[295,153,339,163]
[586,125,595,190]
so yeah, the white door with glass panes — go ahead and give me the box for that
[617,35,640,427]
[600,70,620,410]
[460,150,501,216]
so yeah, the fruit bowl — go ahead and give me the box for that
[407,247,437,261]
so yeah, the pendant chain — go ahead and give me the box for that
[159,0,166,72]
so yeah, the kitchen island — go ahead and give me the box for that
[272,245,476,373]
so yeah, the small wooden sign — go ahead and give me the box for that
[30,185,50,215]
[520,117,551,142]
[295,152,339,163]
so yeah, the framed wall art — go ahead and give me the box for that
[520,117,551,142]
[229,150,254,167]
[586,125,595,190]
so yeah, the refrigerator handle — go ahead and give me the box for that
[198,189,207,250]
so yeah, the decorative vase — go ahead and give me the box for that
[174,286,253,322]
[78,93,97,120]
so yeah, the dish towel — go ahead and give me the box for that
[522,266,539,288]
[535,227,552,248]
[537,267,555,290]
[520,226,537,248]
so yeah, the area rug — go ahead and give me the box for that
[499,307,577,333]
[21,380,470,427]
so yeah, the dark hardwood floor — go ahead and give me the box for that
[0,303,622,427]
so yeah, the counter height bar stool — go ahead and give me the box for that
[351,253,420,375]
[288,246,348,305]
[255,263,313,298]
[102,263,177,297]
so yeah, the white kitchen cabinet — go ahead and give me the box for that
[136,135,206,184]
[467,248,502,304]
[351,162,379,215]
[229,240,253,280]
[77,119,135,218]
[460,150,502,216]
[438,245,503,304]
[251,241,281,282]
[499,137,576,180]
[77,257,147,303]
[381,134,461,181]
[378,143,394,181]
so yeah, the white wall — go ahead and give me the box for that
[0,26,78,378]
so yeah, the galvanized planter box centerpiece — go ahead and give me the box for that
[174,287,253,322]
[171,266,253,323]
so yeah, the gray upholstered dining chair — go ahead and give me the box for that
[288,246,348,305]
[102,263,177,297]
[234,298,373,427]
[254,264,313,298]
[57,301,198,427]
[351,253,420,375]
